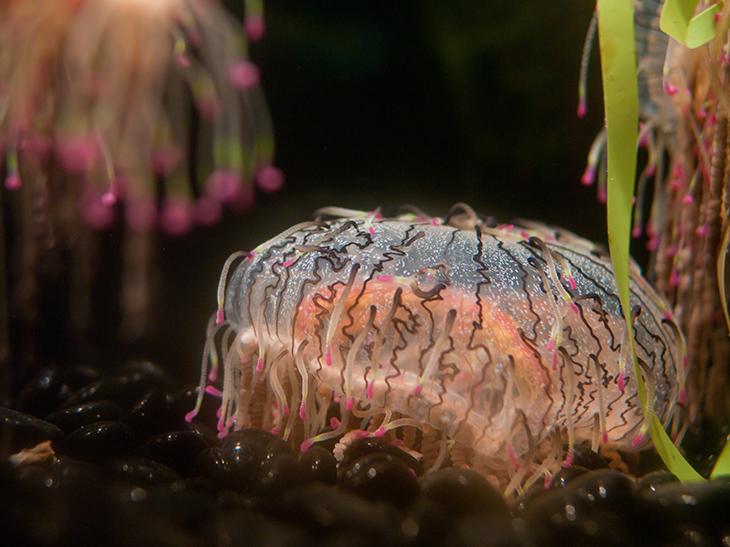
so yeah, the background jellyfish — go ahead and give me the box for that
[0,0,283,371]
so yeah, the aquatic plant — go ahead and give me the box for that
[583,0,730,479]
[0,0,282,339]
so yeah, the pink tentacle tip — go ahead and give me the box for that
[567,277,577,290]
[345,397,353,411]
[374,427,387,437]
[368,226,375,235]
[216,309,225,325]
[631,225,643,238]
[208,368,218,383]
[577,101,587,118]
[244,15,266,42]
[184,410,198,423]
[431,218,441,226]
[376,275,393,283]
[412,384,423,397]
[543,474,553,489]
[552,351,558,371]
[255,165,285,194]
[300,440,313,453]
[632,434,644,448]
[695,225,709,237]
[682,194,695,205]
[205,385,223,398]
[330,417,340,429]
[217,430,229,440]
[506,444,518,467]
[4,173,21,190]
[256,357,264,373]
[366,383,374,399]
[663,81,679,96]
[581,166,595,186]
[271,426,281,436]
[569,302,579,314]
[679,389,687,405]
[325,350,332,367]
[546,339,555,352]
[561,452,575,468]
[617,374,626,392]
[601,431,608,444]
[683,356,689,369]
[228,61,260,89]
[597,189,607,203]
[282,405,290,417]
[299,404,307,421]
[282,257,296,267]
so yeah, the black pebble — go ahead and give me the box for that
[419,468,510,518]
[13,365,98,418]
[636,470,680,493]
[45,400,122,435]
[301,445,337,485]
[339,436,423,477]
[63,361,169,409]
[519,469,639,547]
[0,406,64,452]
[134,430,209,475]
[339,452,420,508]
[125,388,177,437]
[567,444,610,470]
[61,420,137,463]
[108,457,181,487]
[549,465,591,489]
[255,452,307,497]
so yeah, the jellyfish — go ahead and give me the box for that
[0,0,283,345]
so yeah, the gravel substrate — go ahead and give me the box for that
[2,361,729,547]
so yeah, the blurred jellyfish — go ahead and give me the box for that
[0,0,283,345]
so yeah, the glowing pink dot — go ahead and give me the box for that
[4,173,21,190]
[228,61,260,89]
[715,12,722,21]
[577,101,587,118]
[175,53,191,68]
[151,145,183,176]
[663,81,678,96]
[160,197,193,237]
[194,196,223,226]
[581,166,595,186]
[669,269,679,287]
[256,165,285,194]
[196,95,221,119]
[79,190,116,230]
[205,385,222,397]
[695,225,708,237]
[56,136,98,174]
[631,225,642,238]
[683,194,694,205]
[330,417,340,429]
[244,15,266,41]
[299,404,307,420]
[206,169,243,203]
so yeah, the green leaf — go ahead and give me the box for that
[710,436,730,478]
[661,0,720,48]
[597,0,704,483]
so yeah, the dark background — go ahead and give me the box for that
[15,0,613,386]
